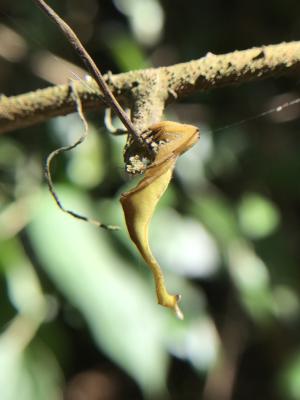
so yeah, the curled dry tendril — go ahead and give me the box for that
[45,81,120,231]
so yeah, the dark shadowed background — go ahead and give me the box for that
[1,1,300,399]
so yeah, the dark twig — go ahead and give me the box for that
[33,0,143,144]
[45,80,120,231]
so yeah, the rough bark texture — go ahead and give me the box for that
[1,41,300,135]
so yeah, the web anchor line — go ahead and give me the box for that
[213,97,300,134]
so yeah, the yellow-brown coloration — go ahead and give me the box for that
[120,121,199,319]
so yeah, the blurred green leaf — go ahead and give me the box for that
[0,332,62,400]
[228,240,273,322]
[27,187,169,396]
[167,316,219,372]
[280,350,300,400]
[1,238,46,320]
[50,117,106,189]
[238,192,280,239]
[114,0,164,46]
[107,33,150,71]
[192,192,238,247]
[151,208,220,278]
[0,238,61,400]
[272,285,300,322]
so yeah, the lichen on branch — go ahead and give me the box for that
[1,41,300,135]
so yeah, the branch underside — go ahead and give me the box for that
[1,41,300,135]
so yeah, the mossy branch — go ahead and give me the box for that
[1,41,300,135]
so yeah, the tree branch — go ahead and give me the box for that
[1,41,300,135]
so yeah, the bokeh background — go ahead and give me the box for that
[1,1,300,399]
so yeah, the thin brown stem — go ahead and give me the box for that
[33,0,143,144]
